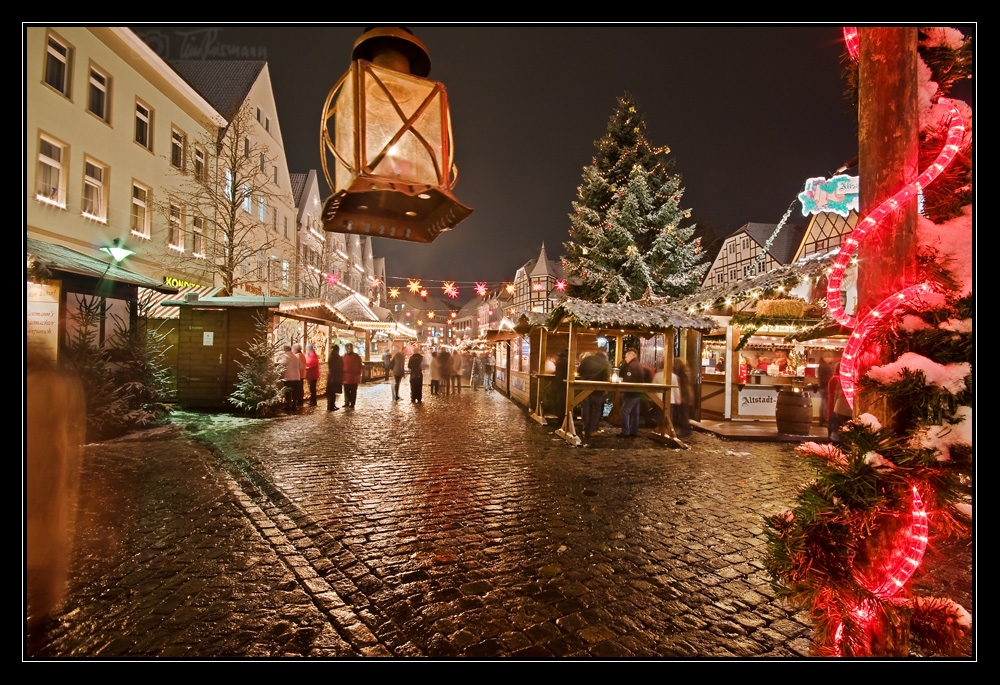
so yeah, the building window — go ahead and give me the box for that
[242,184,252,213]
[87,66,110,122]
[35,135,66,206]
[168,203,184,251]
[258,195,266,223]
[244,137,249,157]
[284,215,289,238]
[131,182,151,238]
[192,215,205,257]
[265,117,270,133]
[44,33,72,97]
[135,100,153,150]
[225,168,233,200]
[194,146,207,183]
[273,165,279,185]
[273,208,278,232]
[259,153,266,173]
[81,158,107,221]
[171,128,186,170]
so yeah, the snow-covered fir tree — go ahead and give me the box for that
[563,94,707,303]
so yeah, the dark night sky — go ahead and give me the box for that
[139,25,863,288]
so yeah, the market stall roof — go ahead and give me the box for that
[139,284,225,319]
[27,237,174,291]
[164,295,352,328]
[545,297,716,332]
[673,248,837,314]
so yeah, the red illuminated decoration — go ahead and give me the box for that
[826,28,966,407]
[407,279,422,293]
[326,272,340,285]
[832,486,929,654]
[371,277,382,288]
[826,99,964,328]
[838,283,936,409]
[443,282,459,298]
[532,281,545,292]
[554,279,567,291]
[420,289,428,298]
[474,282,488,297]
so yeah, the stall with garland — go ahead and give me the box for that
[511,298,714,446]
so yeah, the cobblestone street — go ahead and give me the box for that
[32,381,851,657]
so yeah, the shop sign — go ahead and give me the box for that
[738,386,778,417]
[798,174,859,217]
[163,275,203,289]
[26,280,60,362]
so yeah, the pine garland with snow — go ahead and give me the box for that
[563,94,708,303]
[765,26,973,657]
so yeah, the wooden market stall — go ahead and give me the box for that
[171,294,355,409]
[527,299,715,447]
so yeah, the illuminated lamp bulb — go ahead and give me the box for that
[407,279,422,293]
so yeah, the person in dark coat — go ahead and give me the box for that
[326,345,343,411]
[408,346,424,403]
[618,348,644,438]
[577,350,611,438]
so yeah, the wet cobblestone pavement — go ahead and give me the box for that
[28,381,972,658]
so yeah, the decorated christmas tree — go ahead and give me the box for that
[563,94,707,303]
[765,27,973,657]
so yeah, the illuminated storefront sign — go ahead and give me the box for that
[798,174,859,217]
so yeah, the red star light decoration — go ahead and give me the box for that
[555,279,567,291]
[326,272,340,285]
[443,282,459,298]
[420,289,428,298]
[371,277,382,288]
[475,282,488,297]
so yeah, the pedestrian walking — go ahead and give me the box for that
[618,347,644,438]
[326,345,343,411]
[390,346,405,402]
[293,343,307,408]
[342,343,363,409]
[430,351,441,395]
[439,349,453,395]
[305,343,320,406]
[577,349,611,439]
[484,351,496,390]
[670,358,693,438]
[281,345,301,411]
[408,346,424,403]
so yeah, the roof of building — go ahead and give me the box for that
[289,172,308,207]
[169,60,266,120]
[546,298,716,332]
[734,221,808,265]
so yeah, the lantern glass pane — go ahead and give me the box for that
[363,65,442,185]
[332,70,356,192]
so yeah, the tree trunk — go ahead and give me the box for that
[855,27,919,423]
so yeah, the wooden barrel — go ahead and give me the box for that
[776,388,812,434]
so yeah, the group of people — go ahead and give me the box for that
[556,347,694,441]
[426,350,495,395]
[281,343,321,409]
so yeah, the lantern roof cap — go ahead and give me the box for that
[352,27,431,78]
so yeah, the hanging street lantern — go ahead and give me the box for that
[320,27,473,243]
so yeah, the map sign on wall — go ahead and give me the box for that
[798,174,860,218]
